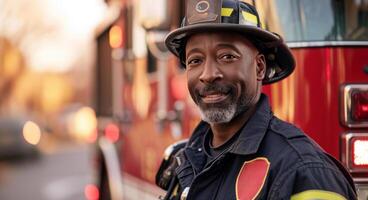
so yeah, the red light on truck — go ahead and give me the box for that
[340,84,368,127]
[351,91,368,121]
[104,123,120,143]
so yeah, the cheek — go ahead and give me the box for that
[186,70,196,88]
[186,71,199,101]
[235,72,258,97]
[237,64,258,86]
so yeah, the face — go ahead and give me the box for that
[185,32,266,124]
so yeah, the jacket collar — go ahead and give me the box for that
[188,94,272,156]
[229,94,272,155]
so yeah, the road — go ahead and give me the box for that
[0,143,95,200]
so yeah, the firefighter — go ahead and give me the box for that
[157,0,358,199]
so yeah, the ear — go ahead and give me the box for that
[255,54,266,81]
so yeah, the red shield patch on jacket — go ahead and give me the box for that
[236,157,270,200]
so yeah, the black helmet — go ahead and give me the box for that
[165,0,295,84]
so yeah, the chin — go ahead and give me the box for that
[199,104,237,124]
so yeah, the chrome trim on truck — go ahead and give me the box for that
[287,41,368,48]
[98,137,124,200]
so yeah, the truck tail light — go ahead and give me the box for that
[342,133,368,172]
[340,84,368,127]
[351,91,368,121]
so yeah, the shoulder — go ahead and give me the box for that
[263,116,327,165]
[263,117,357,199]
[264,116,344,172]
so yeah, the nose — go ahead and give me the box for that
[199,60,223,83]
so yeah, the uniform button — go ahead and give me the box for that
[198,148,202,152]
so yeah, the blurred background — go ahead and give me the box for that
[0,0,108,199]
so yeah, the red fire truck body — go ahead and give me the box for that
[264,46,368,157]
[94,0,368,199]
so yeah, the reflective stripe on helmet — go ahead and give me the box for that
[221,8,234,17]
[242,11,258,26]
[291,190,347,200]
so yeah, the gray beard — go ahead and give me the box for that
[199,103,237,123]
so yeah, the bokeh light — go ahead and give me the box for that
[68,107,97,142]
[23,121,42,145]
[84,184,99,200]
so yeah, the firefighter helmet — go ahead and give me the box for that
[165,0,295,84]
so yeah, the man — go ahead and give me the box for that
[158,0,357,199]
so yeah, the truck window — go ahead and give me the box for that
[257,0,368,42]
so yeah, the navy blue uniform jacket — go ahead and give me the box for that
[172,94,357,200]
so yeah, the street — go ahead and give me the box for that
[0,142,94,200]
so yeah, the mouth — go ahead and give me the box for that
[195,83,234,105]
[199,92,230,104]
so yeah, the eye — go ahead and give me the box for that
[187,58,203,66]
[219,54,237,61]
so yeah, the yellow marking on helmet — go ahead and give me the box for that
[291,190,347,200]
[242,11,258,25]
[221,8,234,17]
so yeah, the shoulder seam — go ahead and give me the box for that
[269,116,306,139]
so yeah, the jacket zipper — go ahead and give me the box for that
[185,151,228,199]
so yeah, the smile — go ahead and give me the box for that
[200,93,229,103]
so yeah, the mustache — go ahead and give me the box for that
[196,83,233,96]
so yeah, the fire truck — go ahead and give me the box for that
[93,0,368,199]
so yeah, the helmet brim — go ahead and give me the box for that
[165,23,295,85]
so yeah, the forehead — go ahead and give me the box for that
[185,32,256,52]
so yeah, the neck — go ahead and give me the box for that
[210,103,257,148]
